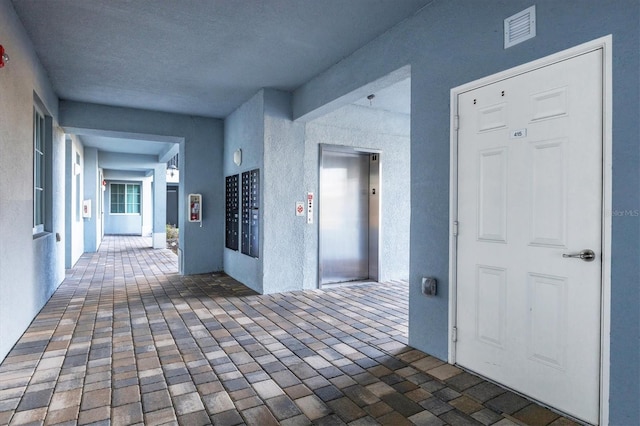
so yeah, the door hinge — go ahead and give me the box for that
[453,221,459,237]
[452,326,458,342]
[454,115,460,131]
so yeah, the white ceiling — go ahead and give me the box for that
[11,0,427,119]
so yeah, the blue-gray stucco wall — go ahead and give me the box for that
[0,0,65,361]
[293,1,639,422]
[223,89,308,295]
[223,90,265,293]
[262,89,307,294]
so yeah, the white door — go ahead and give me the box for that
[456,50,602,424]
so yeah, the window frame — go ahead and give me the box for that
[109,182,141,215]
[33,105,45,234]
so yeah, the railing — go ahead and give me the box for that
[167,154,179,170]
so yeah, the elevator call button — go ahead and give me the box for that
[307,193,314,224]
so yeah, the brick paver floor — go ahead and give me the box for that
[0,236,581,425]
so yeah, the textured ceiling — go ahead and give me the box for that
[11,0,428,119]
[353,78,411,115]
[81,135,175,157]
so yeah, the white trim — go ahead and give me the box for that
[448,98,459,364]
[599,35,613,426]
[448,35,613,426]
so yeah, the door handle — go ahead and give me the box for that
[562,249,596,262]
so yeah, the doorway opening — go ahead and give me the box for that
[319,146,380,286]
[63,128,181,272]
[449,37,612,425]
[305,72,411,288]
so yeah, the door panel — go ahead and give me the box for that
[529,140,566,246]
[475,265,506,348]
[456,50,602,424]
[527,272,567,369]
[477,148,508,242]
[320,149,370,284]
[166,186,179,227]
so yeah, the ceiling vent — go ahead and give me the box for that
[504,6,536,49]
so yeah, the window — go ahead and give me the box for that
[33,106,45,234]
[110,183,141,214]
[32,96,52,236]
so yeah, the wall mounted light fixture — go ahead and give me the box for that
[234,149,242,166]
[367,94,375,106]
[0,45,8,68]
[168,164,177,177]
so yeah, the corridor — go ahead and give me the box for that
[0,237,577,425]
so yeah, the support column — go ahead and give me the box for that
[152,164,167,248]
[83,147,100,252]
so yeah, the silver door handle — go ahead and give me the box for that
[562,249,595,262]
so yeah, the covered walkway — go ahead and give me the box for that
[0,237,577,425]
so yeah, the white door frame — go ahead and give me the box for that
[448,35,612,425]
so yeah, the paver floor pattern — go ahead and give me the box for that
[0,236,580,425]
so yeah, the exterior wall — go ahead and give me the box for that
[305,104,410,285]
[292,0,640,422]
[103,180,144,235]
[0,0,65,361]
[223,90,265,293]
[262,90,306,294]
[223,89,309,295]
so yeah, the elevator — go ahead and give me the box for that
[319,145,380,286]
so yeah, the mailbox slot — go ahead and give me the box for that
[225,174,239,251]
[241,169,260,258]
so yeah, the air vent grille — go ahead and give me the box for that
[504,6,536,49]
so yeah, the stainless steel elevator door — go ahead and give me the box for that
[320,149,370,285]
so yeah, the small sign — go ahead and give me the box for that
[511,128,527,139]
[296,202,305,217]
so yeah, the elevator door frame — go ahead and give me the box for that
[319,144,380,287]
